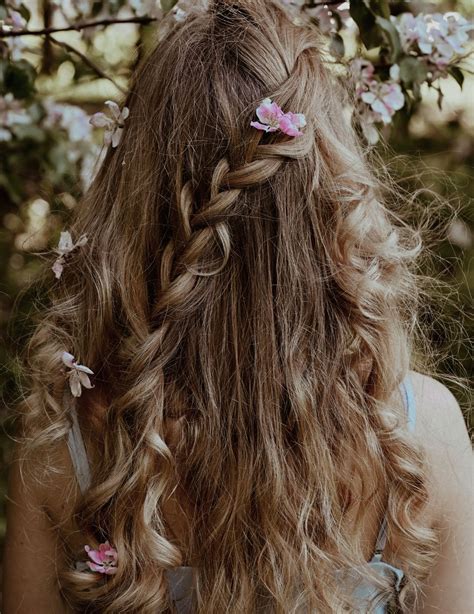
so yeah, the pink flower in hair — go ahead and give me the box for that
[250,97,285,133]
[278,110,307,137]
[251,97,306,137]
[84,541,118,575]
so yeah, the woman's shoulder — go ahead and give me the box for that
[407,370,469,441]
[407,370,472,520]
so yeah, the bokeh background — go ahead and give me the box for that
[0,0,472,595]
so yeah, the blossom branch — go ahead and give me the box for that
[0,16,155,38]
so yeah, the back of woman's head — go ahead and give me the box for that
[20,0,438,611]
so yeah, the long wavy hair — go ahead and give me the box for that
[16,0,440,611]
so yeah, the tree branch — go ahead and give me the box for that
[0,16,156,38]
[49,37,127,94]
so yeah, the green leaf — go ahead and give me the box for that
[369,0,390,19]
[449,66,464,89]
[399,56,428,89]
[329,33,345,59]
[349,0,384,49]
[375,16,401,62]
[3,60,36,99]
[17,3,31,23]
[161,0,179,12]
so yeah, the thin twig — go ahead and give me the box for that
[0,16,156,37]
[49,37,127,93]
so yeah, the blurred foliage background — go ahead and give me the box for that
[0,0,472,589]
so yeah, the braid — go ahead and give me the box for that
[154,134,313,318]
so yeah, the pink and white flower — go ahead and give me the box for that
[84,541,118,575]
[52,230,88,279]
[0,94,31,141]
[89,100,129,148]
[251,98,285,133]
[62,351,94,398]
[361,82,405,125]
[393,11,473,75]
[251,98,306,137]
[349,58,405,131]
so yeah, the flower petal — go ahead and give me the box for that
[89,112,112,128]
[256,99,284,125]
[62,352,76,369]
[389,63,400,81]
[86,547,106,565]
[52,258,64,279]
[105,100,121,121]
[250,121,277,132]
[57,231,74,254]
[361,91,376,104]
[278,114,303,137]
[75,363,94,375]
[103,129,113,146]
[87,561,107,573]
[78,371,93,389]
[111,127,123,148]
[75,234,88,247]
[69,372,82,398]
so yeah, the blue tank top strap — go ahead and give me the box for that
[401,373,416,434]
[370,373,416,561]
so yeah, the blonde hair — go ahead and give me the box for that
[17,0,439,611]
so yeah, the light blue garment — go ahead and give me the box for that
[67,376,416,613]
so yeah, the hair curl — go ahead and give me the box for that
[17,0,440,611]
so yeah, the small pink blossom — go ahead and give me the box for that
[251,97,306,137]
[90,100,129,148]
[251,98,285,133]
[62,351,94,398]
[277,110,307,137]
[84,541,118,575]
[361,82,405,124]
[52,230,88,279]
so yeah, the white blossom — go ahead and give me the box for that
[349,58,405,140]
[394,12,473,73]
[361,82,405,124]
[0,94,32,141]
[62,351,94,398]
[52,231,88,279]
[43,100,92,142]
[89,100,129,148]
